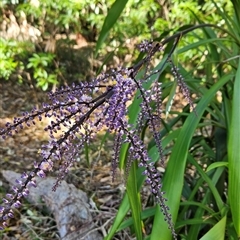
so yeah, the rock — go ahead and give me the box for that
[2,170,102,240]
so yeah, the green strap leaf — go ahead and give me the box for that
[199,216,226,240]
[95,0,128,55]
[228,59,240,236]
[126,161,143,240]
[206,162,228,172]
[155,73,233,239]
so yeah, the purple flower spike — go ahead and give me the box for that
[0,37,194,239]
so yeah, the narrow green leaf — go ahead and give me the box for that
[188,154,224,212]
[206,162,228,172]
[84,142,90,167]
[96,51,115,75]
[126,161,142,240]
[95,0,128,54]
[104,193,129,240]
[179,201,215,215]
[231,0,240,25]
[177,218,216,228]
[178,38,226,55]
[165,80,177,119]
[228,60,240,236]
[118,206,157,231]
[155,73,233,239]
[187,157,226,239]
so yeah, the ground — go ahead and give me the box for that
[0,70,188,239]
[0,80,128,240]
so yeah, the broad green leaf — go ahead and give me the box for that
[199,216,226,240]
[151,204,163,240]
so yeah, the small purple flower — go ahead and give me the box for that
[0,206,5,213]
[37,170,46,178]
[13,200,21,208]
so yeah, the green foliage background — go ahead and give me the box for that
[1,0,240,240]
[0,0,232,90]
